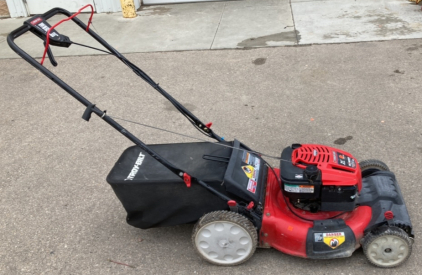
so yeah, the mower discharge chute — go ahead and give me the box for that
[7,7,414,268]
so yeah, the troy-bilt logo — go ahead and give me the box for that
[125,152,145,181]
[38,22,59,37]
[30,17,59,38]
[30,17,43,25]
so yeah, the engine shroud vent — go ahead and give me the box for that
[292,145,331,167]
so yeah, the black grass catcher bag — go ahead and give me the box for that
[107,142,232,229]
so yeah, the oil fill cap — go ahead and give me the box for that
[304,165,319,180]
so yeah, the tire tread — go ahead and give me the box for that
[362,226,412,268]
[192,211,258,266]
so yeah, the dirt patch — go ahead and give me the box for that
[367,13,415,36]
[394,69,405,74]
[406,44,422,51]
[334,136,353,145]
[323,32,354,40]
[237,31,300,47]
[139,7,171,16]
[252,58,266,65]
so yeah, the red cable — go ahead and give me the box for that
[41,4,94,65]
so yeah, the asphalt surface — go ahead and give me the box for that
[1,39,422,274]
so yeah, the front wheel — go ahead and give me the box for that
[192,211,258,266]
[362,226,412,268]
[359,159,389,177]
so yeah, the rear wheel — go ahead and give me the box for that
[192,211,257,266]
[359,159,389,177]
[363,226,412,268]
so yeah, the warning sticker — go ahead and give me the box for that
[242,152,252,165]
[242,165,255,179]
[336,152,356,168]
[242,151,260,182]
[284,184,314,193]
[323,232,345,249]
[254,158,260,170]
[314,233,323,242]
[247,179,257,194]
[350,157,356,168]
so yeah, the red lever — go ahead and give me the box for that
[183,173,191,188]
[246,201,254,210]
[384,211,394,220]
[41,4,95,65]
[227,200,237,207]
[205,122,212,128]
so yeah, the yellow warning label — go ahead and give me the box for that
[323,232,345,249]
[242,165,255,179]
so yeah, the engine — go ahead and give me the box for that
[279,144,361,213]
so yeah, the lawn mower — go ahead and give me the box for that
[7,6,414,268]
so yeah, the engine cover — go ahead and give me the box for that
[280,144,362,212]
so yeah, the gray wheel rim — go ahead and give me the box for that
[195,221,253,265]
[366,235,410,267]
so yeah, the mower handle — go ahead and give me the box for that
[8,8,76,45]
[8,7,122,65]
[7,7,233,206]
[7,7,125,117]
[7,8,189,181]
[8,8,223,142]
[7,7,189,185]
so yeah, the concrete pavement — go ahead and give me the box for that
[0,0,295,59]
[292,0,422,44]
[2,0,422,59]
